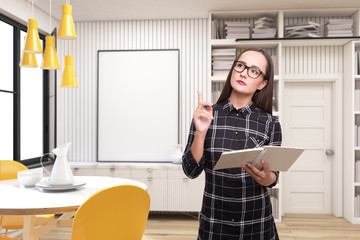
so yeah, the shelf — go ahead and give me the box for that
[211,10,280,19]
[211,8,358,19]
[355,182,360,186]
[277,37,359,47]
[211,37,360,47]
[355,111,360,115]
[211,76,227,82]
[211,39,280,48]
[210,75,281,82]
[283,8,358,18]
[355,147,360,151]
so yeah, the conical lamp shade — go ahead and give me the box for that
[41,36,60,70]
[19,51,38,68]
[24,19,42,53]
[60,56,78,88]
[58,4,77,40]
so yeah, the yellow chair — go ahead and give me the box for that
[0,160,28,181]
[0,236,17,240]
[0,160,54,235]
[71,185,150,240]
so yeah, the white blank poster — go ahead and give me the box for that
[98,50,179,162]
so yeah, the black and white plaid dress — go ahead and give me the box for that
[182,99,282,240]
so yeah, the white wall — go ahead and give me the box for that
[0,0,59,34]
[49,21,346,163]
[283,46,343,75]
[56,19,208,162]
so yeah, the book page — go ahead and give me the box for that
[213,148,263,170]
[253,146,304,171]
[214,146,304,171]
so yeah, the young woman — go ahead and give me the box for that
[182,48,282,239]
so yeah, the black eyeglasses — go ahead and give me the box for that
[233,61,267,80]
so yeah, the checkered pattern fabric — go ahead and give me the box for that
[182,99,282,240]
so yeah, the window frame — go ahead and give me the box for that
[0,13,53,167]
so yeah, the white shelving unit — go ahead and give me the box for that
[209,8,360,223]
[344,41,360,224]
[210,9,360,40]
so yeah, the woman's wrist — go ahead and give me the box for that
[266,171,278,188]
[194,131,207,138]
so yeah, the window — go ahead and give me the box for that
[0,14,51,166]
[0,20,14,160]
[20,30,44,159]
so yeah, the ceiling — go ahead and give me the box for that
[33,0,360,21]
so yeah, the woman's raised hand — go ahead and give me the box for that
[193,90,213,135]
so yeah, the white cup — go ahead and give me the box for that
[17,168,43,187]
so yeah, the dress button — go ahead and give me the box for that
[257,139,260,142]
[232,197,235,200]
[235,131,238,135]
[232,176,235,179]
[236,113,239,117]
[232,219,234,222]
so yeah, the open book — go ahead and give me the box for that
[213,146,304,171]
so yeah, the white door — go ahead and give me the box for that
[283,81,333,214]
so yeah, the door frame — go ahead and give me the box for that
[281,75,343,217]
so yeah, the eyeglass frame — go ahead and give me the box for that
[232,61,267,80]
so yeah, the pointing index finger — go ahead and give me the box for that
[197,90,203,105]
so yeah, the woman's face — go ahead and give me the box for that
[230,50,268,96]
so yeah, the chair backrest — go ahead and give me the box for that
[0,160,28,181]
[71,184,151,240]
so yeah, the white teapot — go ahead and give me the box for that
[49,142,74,186]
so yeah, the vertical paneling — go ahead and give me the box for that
[56,19,208,162]
[283,46,343,75]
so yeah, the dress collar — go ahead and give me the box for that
[222,98,256,117]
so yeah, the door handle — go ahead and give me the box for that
[325,149,334,156]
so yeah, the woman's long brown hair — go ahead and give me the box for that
[215,47,274,114]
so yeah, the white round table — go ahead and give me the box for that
[0,176,147,240]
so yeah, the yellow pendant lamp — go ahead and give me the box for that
[58,4,77,40]
[19,52,38,68]
[60,56,78,88]
[24,19,42,53]
[41,36,60,70]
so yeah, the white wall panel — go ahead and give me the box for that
[282,46,343,75]
[56,19,208,162]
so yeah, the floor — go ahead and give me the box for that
[4,213,360,239]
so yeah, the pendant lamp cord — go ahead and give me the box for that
[49,0,52,31]
[31,0,34,18]
[27,0,30,20]
[65,0,70,54]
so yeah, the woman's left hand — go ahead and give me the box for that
[242,160,277,187]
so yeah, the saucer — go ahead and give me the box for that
[35,179,86,191]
